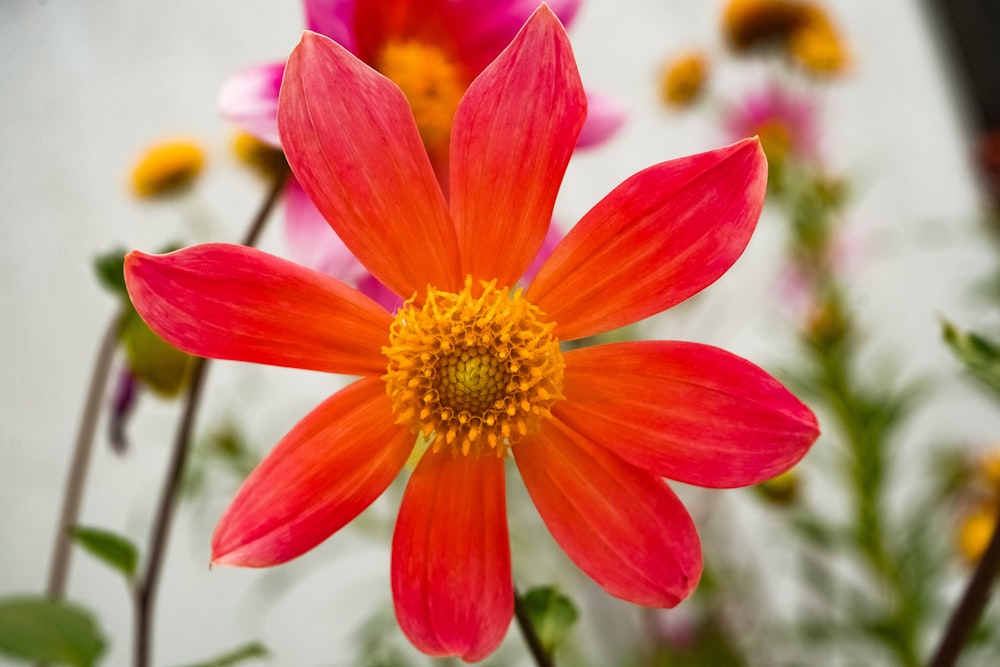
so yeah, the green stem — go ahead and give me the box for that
[514,586,555,667]
[928,503,1000,667]
[46,310,123,600]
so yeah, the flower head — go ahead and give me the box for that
[130,138,204,199]
[659,51,709,108]
[127,8,818,660]
[724,81,818,167]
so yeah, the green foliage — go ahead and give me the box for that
[520,586,578,655]
[93,249,128,297]
[0,596,106,667]
[942,320,1000,400]
[171,641,269,667]
[70,525,138,581]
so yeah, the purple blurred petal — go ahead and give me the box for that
[303,0,357,52]
[523,222,565,286]
[577,90,626,148]
[218,62,285,146]
[109,365,138,455]
[356,273,404,313]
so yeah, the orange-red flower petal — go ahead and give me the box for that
[124,244,391,376]
[449,5,586,286]
[515,419,702,607]
[392,449,512,661]
[279,31,463,298]
[528,138,767,341]
[212,378,412,567]
[556,341,819,488]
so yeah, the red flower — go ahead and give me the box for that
[126,7,818,660]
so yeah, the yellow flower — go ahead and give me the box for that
[789,6,850,76]
[721,0,806,52]
[231,131,287,180]
[957,504,998,564]
[659,52,709,108]
[130,138,205,198]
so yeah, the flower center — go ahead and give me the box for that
[755,119,794,163]
[382,277,565,458]
[375,39,466,151]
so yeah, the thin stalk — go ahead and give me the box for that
[46,310,122,599]
[132,168,287,667]
[514,586,555,667]
[928,504,1000,667]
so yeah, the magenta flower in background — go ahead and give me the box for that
[724,80,818,167]
[220,0,624,309]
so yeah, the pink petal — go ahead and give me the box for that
[556,342,819,488]
[279,31,463,298]
[521,221,564,286]
[283,178,368,285]
[528,138,767,341]
[303,0,357,52]
[576,90,626,148]
[218,62,285,146]
[449,5,587,286]
[515,419,702,607]
[124,244,391,376]
[392,450,512,660]
[450,0,583,72]
[212,378,412,566]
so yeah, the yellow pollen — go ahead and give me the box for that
[375,40,466,151]
[382,277,565,458]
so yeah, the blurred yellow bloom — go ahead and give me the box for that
[979,449,1000,490]
[721,0,849,76]
[130,138,205,198]
[659,52,709,108]
[231,131,287,180]
[721,0,805,52]
[789,7,850,76]
[957,504,998,564]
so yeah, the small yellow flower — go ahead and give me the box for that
[789,6,850,76]
[659,52,710,108]
[957,503,998,564]
[979,449,1000,491]
[231,131,287,180]
[130,138,205,199]
[721,0,806,52]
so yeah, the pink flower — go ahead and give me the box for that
[724,80,818,166]
[220,1,625,309]
[131,8,818,659]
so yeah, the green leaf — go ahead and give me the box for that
[0,596,106,667]
[942,320,1000,400]
[171,641,269,667]
[521,586,578,654]
[71,525,138,580]
[93,248,128,296]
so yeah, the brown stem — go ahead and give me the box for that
[46,311,122,599]
[132,168,287,667]
[514,586,555,667]
[928,502,1000,667]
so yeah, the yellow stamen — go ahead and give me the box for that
[383,277,564,458]
[375,40,466,151]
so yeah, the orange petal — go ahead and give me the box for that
[124,244,391,376]
[392,450,512,660]
[279,31,462,298]
[449,5,586,285]
[557,342,819,488]
[515,419,702,607]
[212,378,411,566]
[529,138,767,340]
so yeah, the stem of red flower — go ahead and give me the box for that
[132,168,287,667]
[45,311,123,600]
[514,586,555,667]
[928,501,1000,667]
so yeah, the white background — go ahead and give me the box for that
[2,1,998,665]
